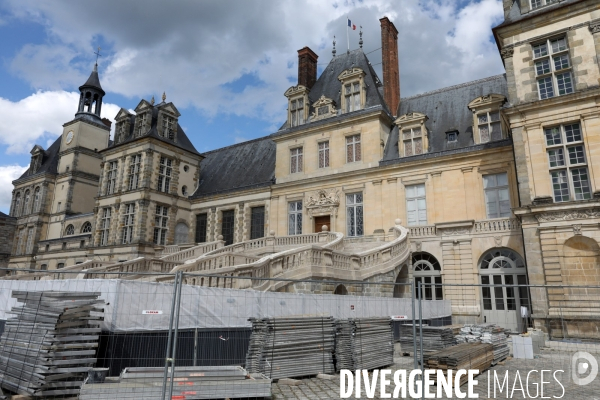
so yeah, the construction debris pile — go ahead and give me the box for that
[424,343,494,385]
[398,325,456,357]
[334,318,394,371]
[0,291,104,398]
[246,317,335,379]
[79,366,271,400]
[456,324,509,364]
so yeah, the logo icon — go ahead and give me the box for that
[572,351,598,386]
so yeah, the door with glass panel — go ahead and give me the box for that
[479,248,529,332]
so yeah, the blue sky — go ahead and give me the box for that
[0,0,505,213]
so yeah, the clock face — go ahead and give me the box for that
[66,131,74,144]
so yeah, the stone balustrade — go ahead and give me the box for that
[160,241,224,262]
[408,218,521,237]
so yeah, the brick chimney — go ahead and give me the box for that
[380,17,400,116]
[101,118,112,129]
[297,47,318,89]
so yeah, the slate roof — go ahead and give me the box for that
[107,103,200,156]
[190,136,276,198]
[0,211,15,219]
[382,74,509,162]
[15,136,62,182]
[79,64,104,94]
[276,48,390,134]
[496,0,583,26]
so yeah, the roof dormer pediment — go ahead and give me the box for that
[134,99,153,113]
[394,112,428,127]
[467,94,506,111]
[30,144,45,155]
[284,85,309,98]
[114,108,133,121]
[337,67,365,81]
[157,102,181,117]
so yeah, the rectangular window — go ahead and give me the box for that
[290,98,304,127]
[406,184,427,226]
[288,201,302,235]
[137,113,147,137]
[402,128,424,156]
[57,202,61,212]
[25,228,34,254]
[477,111,502,143]
[534,36,573,100]
[16,229,25,255]
[128,154,142,190]
[157,156,172,193]
[153,205,169,245]
[483,173,511,218]
[290,147,303,173]
[161,115,175,139]
[221,210,235,245]
[106,161,118,195]
[122,203,135,244]
[346,193,364,237]
[100,207,111,246]
[195,213,207,243]
[250,206,265,240]
[346,135,361,163]
[318,141,330,168]
[344,82,361,112]
[546,123,591,202]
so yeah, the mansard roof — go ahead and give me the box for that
[190,136,276,198]
[496,0,582,27]
[108,102,200,156]
[382,74,509,162]
[276,48,390,133]
[15,137,62,182]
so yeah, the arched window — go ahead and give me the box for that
[174,222,189,245]
[23,190,31,215]
[65,225,75,236]
[13,193,21,217]
[334,284,348,295]
[480,248,525,271]
[81,222,92,233]
[40,264,47,271]
[412,252,443,300]
[33,187,41,212]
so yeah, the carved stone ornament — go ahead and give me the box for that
[439,227,471,236]
[589,21,600,34]
[573,224,582,235]
[494,236,502,247]
[415,241,422,252]
[500,46,514,59]
[310,95,337,121]
[305,189,340,219]
[535,209,600,222]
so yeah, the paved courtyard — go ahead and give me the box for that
[271,346,600,399]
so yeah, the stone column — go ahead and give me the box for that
[431,172,444,222]
[118,156,127,192]
[461,167,475,220]
[384,177,397,232]
[371,180,383,235]
[142,149,154,190]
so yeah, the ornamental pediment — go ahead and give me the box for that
[394,112,428,126]
[114,107,133,121]
[311,95,337,121]
[157,102,181,117]
[284,85,309,98]
[305,189,341,218]
[134,99,153,113]
[467,94,506,110]
[337,67,365,81]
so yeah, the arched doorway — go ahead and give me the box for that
[334,284,348,295]
[175,222,189,245]
[479,248,528,332]
[412,252,443,300]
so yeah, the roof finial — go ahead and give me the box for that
[162,92,166,102]
[359,27,363,49]
[94,47,101,65]
[332,36,336,57]
[150,95,155,105]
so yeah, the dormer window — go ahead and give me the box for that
[530,0,553,10]
[394,112,429,157]
[161,115,175,139]
[290,98,304,127]
[468,94,507,144]
[136,113,148,137]
[338,67,366,114]
[310,95,336,122]
[117,123,127,143]
[446,131,458,143]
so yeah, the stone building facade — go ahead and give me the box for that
[4,2,600,336]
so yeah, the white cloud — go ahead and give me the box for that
[3,0,505,124]
[0,91,121,154]
[0,165,28,213]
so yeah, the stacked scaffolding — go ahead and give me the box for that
[398,325,456,357]
[245,317,335,379]
[456,324,510,363]
[424,343,494,386]
[0,291,103,398]
[335,318,394,371]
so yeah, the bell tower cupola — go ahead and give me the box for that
[75,63,106,124]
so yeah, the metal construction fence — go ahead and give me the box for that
[0,268,598,399]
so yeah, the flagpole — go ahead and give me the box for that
[346,17,349,52]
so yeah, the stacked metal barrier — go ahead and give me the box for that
[0,291,104,398]
[456,324,510,364]
[424,343,494,386]
[79,366,271,399]
[398,324,456,357]
[335,317,394,371]
[245,316,335,379]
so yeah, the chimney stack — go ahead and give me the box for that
[297,47,318,89]
[380,17,400,116]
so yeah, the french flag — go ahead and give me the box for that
[347,18,356,30]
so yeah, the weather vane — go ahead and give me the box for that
[94,47,102,64]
